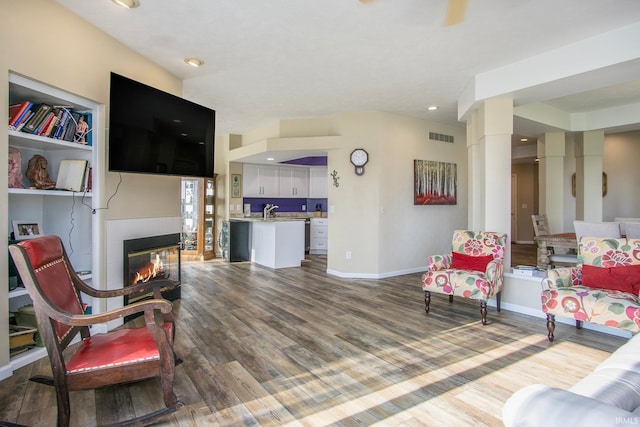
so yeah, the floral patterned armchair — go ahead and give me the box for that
[542,237,640,342]
[421,230,507,325]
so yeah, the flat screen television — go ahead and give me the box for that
[108,72,215,178]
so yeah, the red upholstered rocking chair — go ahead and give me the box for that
[9,235,181,427]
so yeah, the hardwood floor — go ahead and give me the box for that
[510,243,537,267]
[1,255,626,426]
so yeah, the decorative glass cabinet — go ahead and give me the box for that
[181,175,217,260]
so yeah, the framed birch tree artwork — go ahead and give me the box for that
[414,160,457,205]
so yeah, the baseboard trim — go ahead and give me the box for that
[327,266,425,279]
[488,300,633,339]
[0,364,12,381]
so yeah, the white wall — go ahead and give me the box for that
[603,130,640,220]
[323,112,467,277]
[378,113,467,275]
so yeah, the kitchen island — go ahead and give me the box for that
[245,218,306,269]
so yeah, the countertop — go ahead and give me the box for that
[230,215,327,222]
[231,217,307,222]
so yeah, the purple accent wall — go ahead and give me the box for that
[243,197,327,214]
[280,156,327,166]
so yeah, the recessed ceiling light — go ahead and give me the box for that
[112,0,140,9]
[184,58,204,67]
[266,157,275,161]
[520,138,528,142]
[427,106,438,111]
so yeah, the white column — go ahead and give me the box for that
[574,131,604,221]
[481,99,513,235]
[537,132,566,233]
[467,98,513,263]
[466,113,484,230]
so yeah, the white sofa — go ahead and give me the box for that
[503,333,640,427]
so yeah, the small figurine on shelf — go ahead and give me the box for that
[8,146,23,188]
[26,155,56,190]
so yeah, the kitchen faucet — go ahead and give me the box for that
[263,204,279,219]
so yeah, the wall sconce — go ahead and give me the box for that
[330,170,340,188]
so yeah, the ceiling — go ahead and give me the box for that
[55,0,640,155]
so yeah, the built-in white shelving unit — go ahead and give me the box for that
[5,73,102,373]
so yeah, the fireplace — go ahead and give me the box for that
[123,233,181,313]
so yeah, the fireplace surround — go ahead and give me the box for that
[123,233,181,312]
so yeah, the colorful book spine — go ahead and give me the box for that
[8,101,32,129]
[22,103,52,134]
[54,109,70,139]
[35,112,55,135]
[14,110,34,131]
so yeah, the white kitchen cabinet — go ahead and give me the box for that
[251,220,306,268]
[310,217,328,254]
[278,166,309,197]
[243,163,279,197]
[243,164,328,199]
[309,167,328,198]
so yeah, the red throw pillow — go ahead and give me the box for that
[450,252,494,272]
[581,264,640,294]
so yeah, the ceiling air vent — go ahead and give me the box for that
[429,131,454,143]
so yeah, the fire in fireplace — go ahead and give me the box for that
[123,233,181,311]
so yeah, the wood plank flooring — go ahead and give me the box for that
[0,254,626,426]
[510,243,537,266]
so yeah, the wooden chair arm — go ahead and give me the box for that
[44,299,173,327]
[72,274,178,299]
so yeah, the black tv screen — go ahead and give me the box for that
[108,72,215,178]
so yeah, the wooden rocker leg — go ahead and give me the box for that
[576,320,582,329]
[55,383,71,427]
[29,375,54,386]
[424,290,431,314]
[480,301,488,325]
[546,313,556,342]
[448,294,454,303]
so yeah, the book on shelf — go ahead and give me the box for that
[63,112,80,142]
[84,166,93,192]
[35,111,55,136]
[512,265,546,278]
[56,159,88,192]
[41,108,63,138]
[8,100,92,147]
[21,103,52,134]
[53,109,70,139]
[8,101,32,129]
[14,110,34,131]
[514,265,536,270]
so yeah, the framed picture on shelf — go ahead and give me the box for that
[12,220,44,240]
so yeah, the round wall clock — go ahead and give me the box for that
[350,148,369,176]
